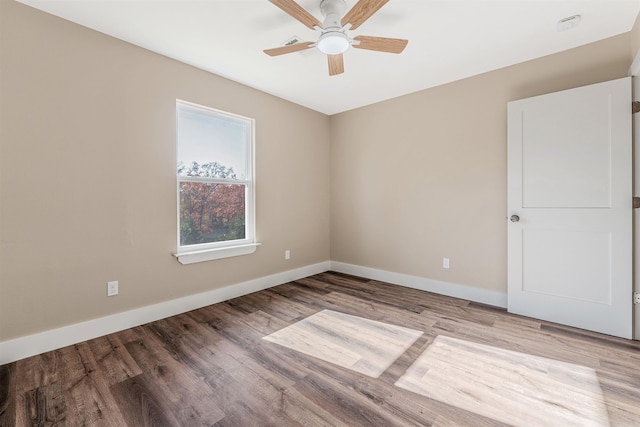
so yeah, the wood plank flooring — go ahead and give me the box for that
[1,271,640,426]
[263,309,423,378]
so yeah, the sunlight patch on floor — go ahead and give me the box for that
[395,335,610,427]
[262,309,423,378]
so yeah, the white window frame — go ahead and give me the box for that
[174,100,258,264]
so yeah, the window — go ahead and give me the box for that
[175,101,256,264]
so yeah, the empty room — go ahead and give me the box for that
[1,0,640,425]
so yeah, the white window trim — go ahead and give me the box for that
[174,242,261,265]
[174,100,257,264]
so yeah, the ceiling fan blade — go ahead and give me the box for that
[263,42,315,56]
[341,0,389,30]
[353,35,408,54]
[328,54,344,76]
[269,0,323,30]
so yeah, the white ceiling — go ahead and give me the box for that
[17,0,640,115]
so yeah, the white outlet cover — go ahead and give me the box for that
[107,280,118,296]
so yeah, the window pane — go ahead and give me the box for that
[177,103,249,180]
[179,182,246,246]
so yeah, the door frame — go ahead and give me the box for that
[629,54,640,341]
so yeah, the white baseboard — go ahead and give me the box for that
[0,261,331,365]
[0,260,508,365]
[330,261,507,308]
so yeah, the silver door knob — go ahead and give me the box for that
[510,215,520,223]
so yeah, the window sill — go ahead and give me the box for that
[174,243,260,265]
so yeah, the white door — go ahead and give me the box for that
[507,77,632,339]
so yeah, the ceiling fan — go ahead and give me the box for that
[264,0,408,76]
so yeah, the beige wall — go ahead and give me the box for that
[330,34,632,294]
[1,0,637,344]
[0,1,330,341]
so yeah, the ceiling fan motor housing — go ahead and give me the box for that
[318,0,350,55]
[320,0,346,30]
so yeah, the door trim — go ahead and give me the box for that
[631,50,640,340]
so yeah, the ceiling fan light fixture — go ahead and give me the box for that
[317,31,349,55]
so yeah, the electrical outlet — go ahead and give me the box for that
[107,280,118,297]
[285,250,291,260]
[442,258,450,269]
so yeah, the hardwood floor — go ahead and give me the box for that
[263,309,423,378]
[1,271,639,426]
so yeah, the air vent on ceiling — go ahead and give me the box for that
[284,36,302,46]
[283,35,316,56]
[557,15,581,32]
